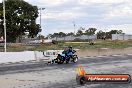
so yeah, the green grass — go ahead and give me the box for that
[0,40,132,52]
[34,40,132,51]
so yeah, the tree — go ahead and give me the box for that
[76,30,83,36]
[97,30,105,39]
[79,27,85,31]
[0,3,3,37]
[47,34,52,38]
[37,34,44,39]
[58,32,66,37]
[108,30,123,39]
[117,30,123,34]
[84,28,97,35]
[109,30,123,34]
[0,0,41,42]
[97,30,123,39]
[67,32,74,36]
[52,33,59,38]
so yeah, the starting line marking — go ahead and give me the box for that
[82,54,129,59]
[112,54,124,57]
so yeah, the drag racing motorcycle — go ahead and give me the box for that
[52,50,78,64]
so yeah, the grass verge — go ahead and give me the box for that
[0,40,132,52]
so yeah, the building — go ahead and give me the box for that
[112,34,132,40]
[51,35,97,41]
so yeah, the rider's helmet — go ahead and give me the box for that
[68,46,73,51]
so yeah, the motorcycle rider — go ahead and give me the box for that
[67,46,75,58]
[61,46,74,60]
[62,47,69,57]
[59,46,76,61]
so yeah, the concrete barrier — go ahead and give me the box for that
[0,48,132,64]
[0,50,63,64]
[77,48,132,57]
[0,51,35,63]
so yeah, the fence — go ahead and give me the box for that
[21,38,38,43]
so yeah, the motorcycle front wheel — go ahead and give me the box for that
[73,55,78,63]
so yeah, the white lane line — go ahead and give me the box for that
[127,54,132,56]
[81,54,128,59]
[112,54,124,57]
[81,56,95,59]
[97,56,109,58]
[81,55,111,58]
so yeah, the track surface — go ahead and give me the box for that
[0,55,132,88]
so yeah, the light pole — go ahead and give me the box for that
[104,29,108,48]
[0,19,2,22]
[73,21,76,35]
[38,8,45,40]
[39,8,45,29]
[104,29,107,39]
[3,0,6,52]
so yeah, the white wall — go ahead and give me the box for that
[0,51,35,63]
[0,50,63,64]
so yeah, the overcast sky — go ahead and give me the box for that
[0,0,132,36]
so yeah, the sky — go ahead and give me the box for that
[0,0,132,36]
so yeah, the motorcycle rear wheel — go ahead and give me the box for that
[57,56,64,64]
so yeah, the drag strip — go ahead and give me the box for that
[0,55,132,88]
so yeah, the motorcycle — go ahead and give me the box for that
[52,50,78,64]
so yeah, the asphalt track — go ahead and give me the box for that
[0,55,132,88]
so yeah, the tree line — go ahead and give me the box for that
[47,27,124,39]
